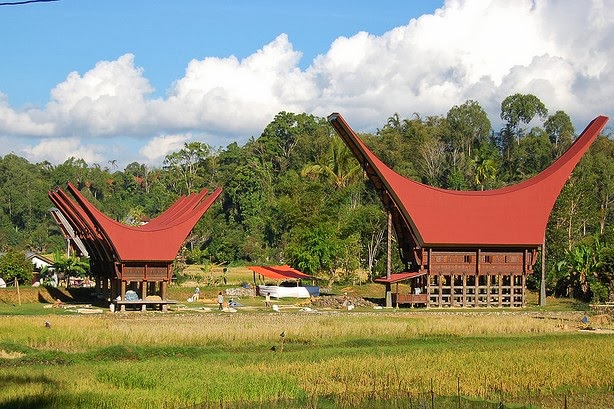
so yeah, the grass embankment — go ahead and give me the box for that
[1,310,613,409]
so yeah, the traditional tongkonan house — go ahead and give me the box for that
[49,182,222,311]
[328,112,608,308]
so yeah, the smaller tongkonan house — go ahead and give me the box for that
[328,112,608,308]
[49,182,222,311]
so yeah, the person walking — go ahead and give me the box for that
[265,292,271,308]
[217,291,224,310]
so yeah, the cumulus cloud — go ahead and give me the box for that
[2,0,614,166]
[21,137,105,165]
[139,133,192,164]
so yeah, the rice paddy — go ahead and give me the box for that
[1,305,613,409]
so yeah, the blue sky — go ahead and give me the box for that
[0,0,613,168]
[2,0,444,106]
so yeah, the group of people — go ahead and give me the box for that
[190,288,272,311]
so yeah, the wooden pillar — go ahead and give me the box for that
[161,281,168,301]
[96,274,102,296]
[450,273,455,307]
[385,210,392,308]
[498,274,503,307]
[438,273,443,307]
[522,274,527,307]
[510,274,515,307]
[486,273,490,307]
[463,273,467,307]
[120,280,127,312]
[140,282,147,311]
[539,239,547,306]
[120,280,127,300]
[102,276,109,301]
[424,273,431,308]
[473,274,480,307]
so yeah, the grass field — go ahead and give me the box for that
[1,308,613,407]
[0,275,613,408]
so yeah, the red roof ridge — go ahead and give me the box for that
[328,112,608,248]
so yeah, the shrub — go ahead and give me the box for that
[0,250,33,284]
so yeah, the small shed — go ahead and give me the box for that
[247,265,319,298]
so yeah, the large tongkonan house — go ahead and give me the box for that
[49,182,221,311]
[329,112,608,308]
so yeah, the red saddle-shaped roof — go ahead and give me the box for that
[328,112,608,248]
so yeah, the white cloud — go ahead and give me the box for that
[21,137,105,165]
[46,54,154,136]
[139,133,192,164]
[2,0,614,166]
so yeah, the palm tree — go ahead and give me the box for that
[301,135,362,189]
[50,249,90,287]
[470,156,497,190]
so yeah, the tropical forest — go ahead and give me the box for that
[1,93,613,302]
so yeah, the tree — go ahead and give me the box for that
[286,224,342,284]
[500,93,548,140]
[0,250,33,284]
[50,249,90,287]
[446,100,491,158]
[470,155,497,190]
[499,94,548,177]
[163,142,211,194]
[301,134,362,189]
[544,110,574,157]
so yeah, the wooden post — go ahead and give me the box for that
[161,280,168,300]
[438,273,443,307]
[385,210,392,308]
[140,282,147,311]
[486,274,491,307]
[102,276,109,301]
[539,237,547,307]
[510,274,515,307]
[498,274,503,307]
[450,273,455,307]
[522,274,527,307]
[462,273,467,307]
[15,278,21,306]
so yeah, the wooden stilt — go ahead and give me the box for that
[462,273,467,307]
[161,281,168,301]
[450,274,455,307]
[498,274,503,307]
[486,274,491,307]
[120,281,127,312]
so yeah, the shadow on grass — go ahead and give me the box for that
[0,374,59,409]
[0,395,58,409]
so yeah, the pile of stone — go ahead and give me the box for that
[308,294,376,309]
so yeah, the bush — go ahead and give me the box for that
[0,250,33,284]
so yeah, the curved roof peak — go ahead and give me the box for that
[329,112,608,247]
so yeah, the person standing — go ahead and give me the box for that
[217,291,224,310]
[265,292,271,308]
[193,287,200,302]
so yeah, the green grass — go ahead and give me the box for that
[0,282,610,408]
[1,309,613,409]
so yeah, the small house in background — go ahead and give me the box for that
[26,251,54,286]
[26,252,54,271]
